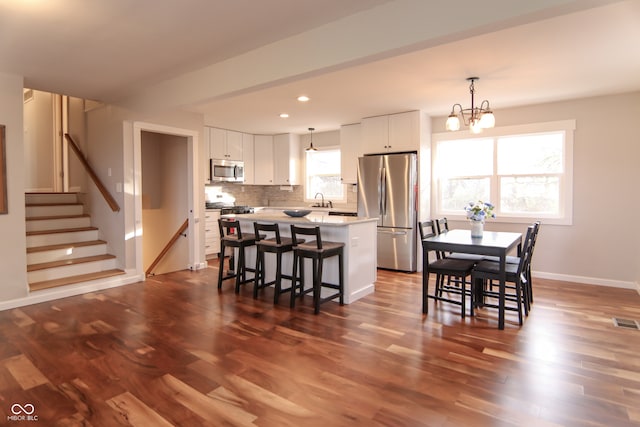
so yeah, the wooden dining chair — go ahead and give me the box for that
[419,220,477,318]
[471,227,534,325]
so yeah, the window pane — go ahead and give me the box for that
[306,148,344,200]
[306,150,340,175]
[437,138,493,177]
[308,175,343,199]
[441,177,490,211]
[497,133,563,175]
[500,176,560,214]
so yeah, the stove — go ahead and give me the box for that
[221,205,254,215]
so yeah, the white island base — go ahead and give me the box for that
[225,212,378,304]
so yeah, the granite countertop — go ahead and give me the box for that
[221,211,376,226]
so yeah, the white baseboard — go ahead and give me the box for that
[534,270,638,291]
[0,271,144,312]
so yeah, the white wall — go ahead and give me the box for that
[23,90,55,192]
[433,91,640,288]
[0,72,28,301]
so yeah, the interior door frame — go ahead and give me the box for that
[132,122,202,277]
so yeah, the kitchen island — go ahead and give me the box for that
[222,211,378,304]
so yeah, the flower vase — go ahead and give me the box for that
[470,220,484,238]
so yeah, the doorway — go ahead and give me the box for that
[141,131,189,275]
[132,122,201,278]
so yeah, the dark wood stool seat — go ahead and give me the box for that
[217,218,260,293]
[290,225,344,314]
[253,222,304,304]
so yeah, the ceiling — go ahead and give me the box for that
[3,0,640,135]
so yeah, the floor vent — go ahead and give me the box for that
[612,317,640,330]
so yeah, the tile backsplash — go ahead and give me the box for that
[206,184,357,210]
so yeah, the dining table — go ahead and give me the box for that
[421,229,522,329]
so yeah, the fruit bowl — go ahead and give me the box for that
[283,209,311,217]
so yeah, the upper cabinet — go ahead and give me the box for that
[242,133,255,185]
[273,133,301,185]
[361,110,420,154]
[208,127,243,160]
[340,123,361,184]
[254,135,274,185]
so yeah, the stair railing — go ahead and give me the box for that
[64,133,120,212]
[146,219,189,276]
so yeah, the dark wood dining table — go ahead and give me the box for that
[421,229,522,329]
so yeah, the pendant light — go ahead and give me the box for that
[306,127,317,151]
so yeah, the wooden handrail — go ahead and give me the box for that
[146,219,189,276]
[64,133,120,212]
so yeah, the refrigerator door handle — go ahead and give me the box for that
[378,230,408,236]
[380,167,387,216]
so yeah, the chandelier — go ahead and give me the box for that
[445,77,495,133]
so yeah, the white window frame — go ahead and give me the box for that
[304,145,346,203]
[432,120,575,225]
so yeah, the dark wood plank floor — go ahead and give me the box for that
[1,266,640,426]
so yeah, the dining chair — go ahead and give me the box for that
[482,221,540,304]
[419,220,477,318]
[471,227,534,325]
[435,217,484,262]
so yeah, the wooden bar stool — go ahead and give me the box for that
[253,222,303,304]
[217,218,260,293]
[290,225,344,314]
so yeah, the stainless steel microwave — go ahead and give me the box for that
[210,159,244,183]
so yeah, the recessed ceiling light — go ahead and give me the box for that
[297,95,310,102]
[279,113,289,118]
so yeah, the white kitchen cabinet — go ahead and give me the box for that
[340,123,362,184]
[361,110,419,154]
[208,127,243,160]
[242,133,254,185]
[273,133,301,185]
[204,209,220,257]
[254,135,274,185]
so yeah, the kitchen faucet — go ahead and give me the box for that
[314,192,331,208]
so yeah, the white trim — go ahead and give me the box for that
[432,120,575,225]
[0,272,143,311]
[533,270,638,290]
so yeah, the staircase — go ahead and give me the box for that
[25,192,125,291]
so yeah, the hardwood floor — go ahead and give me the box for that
[1,266,639,426]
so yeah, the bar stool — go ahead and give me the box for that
[290,225,344,314]
[253,222,303,304]
[217,218,260,293]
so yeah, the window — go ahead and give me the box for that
[305,147,345,202]
[433,120,574,224]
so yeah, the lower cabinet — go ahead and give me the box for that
[205,209,220,257]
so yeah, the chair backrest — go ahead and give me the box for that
[435,217,450,235]
[253,222,281,244]
[218,218,243,239]
[516,225,535,276]
[418,220,436,240]
[290,225,322,249]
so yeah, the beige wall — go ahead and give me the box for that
[23,90,55,192]
[0,72,27,302]
[433,91,640,288]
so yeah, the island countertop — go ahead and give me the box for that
[221,211,377,227]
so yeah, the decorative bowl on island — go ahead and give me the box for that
[283,209,311,217]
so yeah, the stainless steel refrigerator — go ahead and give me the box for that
[357,152,417,272]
